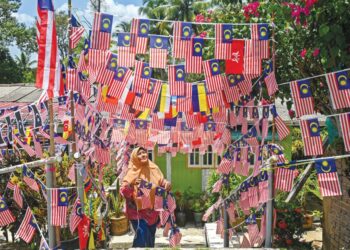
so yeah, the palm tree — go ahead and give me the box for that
[115,21,131,33]
[15,52,36,72]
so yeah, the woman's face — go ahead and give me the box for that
[137,149,148,163]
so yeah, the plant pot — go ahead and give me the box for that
[193,211,204,227]
[59,237,79,250]
[176,211,187,227]
[110,215,129,236]
[303,212,314,230]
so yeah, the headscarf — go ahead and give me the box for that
[122,147,164,186]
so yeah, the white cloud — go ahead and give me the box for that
[12,13,35,26]
[56,3,68,13]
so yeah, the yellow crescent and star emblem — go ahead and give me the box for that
[259,26,268,38]
[60,191,68,203]
[0,200,6,210]
[309,121,319,133]
[140,22,149,34]
[182,26,191,37]
[337,74,348,86]
[320,160,332,173]
[299,83,310,95]
[117,68,125,78]
[154,37,164,48]
[176,68,184,79]
[194,42,202,53]
[102,18,111,29]
[110,57,118,69]
[224,29,232,40]
[143,66,150,76]
[211,62,219,73]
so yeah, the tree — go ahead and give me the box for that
[0,47,22,83]
[55,11,69,60]
[15,52,36,83]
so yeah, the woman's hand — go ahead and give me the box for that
[164,181,172,191]
[133,178,142,186]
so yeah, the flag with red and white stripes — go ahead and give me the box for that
[169,227,182,247]
[36,0,63,98]
[117,32,136,67]
[0,197,15,227]
[290,80,314,117]
[217,157,232,174]
[133,61,152,93]
[6,181,23,208]
[300,118,323,156]
[23,165,39,192]
[69,198,83,234]
[203,59,224,92]
[325,70,350,110]
[248,177,259,208]
[258,171,269,204]
[237,74,253,96]
[140,79,162,109]
[185,37,203,74]
[167,193,176,213]
[202,205,215,222]
[149,35,168,69]
[50,188,69,227]
[172,21,192,59]
[130,18,149,54]
[207,91,224,109]
[69,15,85,49]
[95,52,117,85]
[243,40,261,76]
[15,207,37,243]
[315,159,342,197]
[90,12,113,50]
[240,233,251,248]
[264,71,279,96]
[270,105,290,140]
[108,67,132,99]
[168,65,186,96]
[339,113,350,152]
[223,76,241,103]
[274,165,295,192]
[215,24,233,59]
[251,23,270,59]
[154,187,165,211]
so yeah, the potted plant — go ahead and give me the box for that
[190,194,206,227]
[108,179,129,236]
[174,191,186,227]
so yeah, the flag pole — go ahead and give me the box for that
[46,98,58,249]
[265,12,276,248]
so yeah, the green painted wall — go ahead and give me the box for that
[154,147,202,193]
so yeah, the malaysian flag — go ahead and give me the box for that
[258,170,269,204]
[151,114,165,130]
[325,70,350,110]
[167,193,176,213]
[23,165,39,192]
[140,79,162,109]
[176,83,192,112]
[202,205,215,222]
[133,61,152,93]
[240,233,251,247]
[0,197,16,226]
[96,52,118,85]
[70,15,85,49]
[269,144,286,163]
[173,21,192,59]
[149,35,169,69]
[223,75,240,103]
[300,118,324,156]
[139,179,152,197]
[261,106,270,139]
[225,201,236,223]
[168,64,186,96]
[237,74,253,96]
[290,80,314,117]
[270,105,290,140]
[15,207,37,243]
[36,0,64,98]
[117,32,135,67]
[315,158,342,197]
[130,18,150,54]
[339,113,350,152]
[7,181,23,208]
[244,127,259,146]
[246,215,260,246]
[212,179,223,193]
[248,177,259,208]
[185,37,203,73]
[154,187,165,211]
[217,156,232,174]
[215,24,233,59]
[203,59,224,92]
[66,58,79,92]
[90,12,113,50]
[250,23,270,59]
[169,227,182,247]
[108,67,132,99]
[274,164,295,192]
[69,198,83,234]
[50,188,69,226]
[192,83,208,113]
[243,39,261,76]
[264,71,279,96]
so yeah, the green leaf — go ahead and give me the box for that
[319,24,329,37]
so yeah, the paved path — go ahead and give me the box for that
[109,223,206,249]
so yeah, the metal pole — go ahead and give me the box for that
[74,153,85,211]
[46,98,57,249]
[223,207,229,247]
[166,152,171,182]
[0,157,57,175]
[264,159,274,247]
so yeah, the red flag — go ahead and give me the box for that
[172,21,192,59]
[215,24,233,59]
[0,196,16,227]
[90,12,113,50]
[300,118,323,156]
[36,0,64,98]
[226,40,245,74]
[78,215,90,250]
[290,80,314,117]
[325,70,350,110]
[339,113,350,152]
[15,207,36,243]
[315,159,342,197]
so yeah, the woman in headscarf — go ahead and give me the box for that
[120,147,171,247]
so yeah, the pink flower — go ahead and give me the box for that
[243,2,260,20]
[195,14,205,22]
[312,48,320,57]
[199,31,207,38]
[205,17,212,23]
[288,110,296,119]
[300,48,307,58]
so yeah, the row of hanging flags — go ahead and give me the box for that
[0,163,107,249]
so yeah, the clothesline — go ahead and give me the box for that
[278,67,350,86]
[146,17,270,26]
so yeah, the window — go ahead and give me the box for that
[188,146,217,168]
